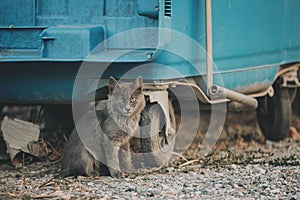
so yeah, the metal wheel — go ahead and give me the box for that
[257,82,291,141]
[140,101,176,168]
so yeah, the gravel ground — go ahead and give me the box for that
[0,110,300,199]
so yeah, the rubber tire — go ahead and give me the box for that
[292,89,300,117]
[257,83,291,141]
[140,102,176,168]
[293,68,300,116]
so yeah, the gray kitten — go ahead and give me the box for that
[60,77,146,178]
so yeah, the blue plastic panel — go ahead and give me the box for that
[0,0,158,61]
[40,26,104,59]
[0,28,44,58]
[212,0,300,71]
[137,0,159,18]
[0,0,36,26]
[153,0,300,90]
[0,0,300,103]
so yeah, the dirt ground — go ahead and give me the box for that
[0,110,299,199]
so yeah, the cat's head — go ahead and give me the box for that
[108,76,145,116]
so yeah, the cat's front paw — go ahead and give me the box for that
[109,168,123,178]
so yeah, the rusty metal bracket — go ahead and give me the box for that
[276,63,300,88]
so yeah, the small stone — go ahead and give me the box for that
[147,192,155,197]
[102,195,112,200]
[270,188,281,194]
[136,187,142,194]
[203,188,211,193]
[125,185,135,192]
[87,182,94,187]
[231,164,237,170]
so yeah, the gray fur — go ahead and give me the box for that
[61,77,145,177]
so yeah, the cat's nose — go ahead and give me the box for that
[125,105,131,111]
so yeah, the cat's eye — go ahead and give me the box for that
[130,97,137,103]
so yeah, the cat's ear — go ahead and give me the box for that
[108,76,120,94]
[132,76,143,94]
